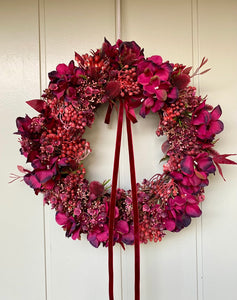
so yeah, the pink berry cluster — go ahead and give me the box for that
[14,39,236,248]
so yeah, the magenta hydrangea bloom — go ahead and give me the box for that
[192,101,224,140]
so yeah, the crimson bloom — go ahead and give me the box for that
[192,101,224,140]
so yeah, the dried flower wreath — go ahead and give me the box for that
[14,39,236,251]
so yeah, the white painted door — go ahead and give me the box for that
[1,1,237,300]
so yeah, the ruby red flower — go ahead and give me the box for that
[192,101,224,140]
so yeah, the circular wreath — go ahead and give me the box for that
[14,39,235,248]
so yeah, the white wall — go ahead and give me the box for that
[1,0,237,300]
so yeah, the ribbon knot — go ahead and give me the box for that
[107,99,140,300]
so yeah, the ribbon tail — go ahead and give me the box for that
[105,102,114,124]
[108,100,124,300]
[126,115,140,300]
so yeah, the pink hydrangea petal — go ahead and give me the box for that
[148,55,163,65]
[144,84,156,94]
[24,174,41,189]
[35,170,54,184]
[174,196,186,206]
[56,212,68,225]
[209,120,224,135]
[97,230,109,242]
[181,156,194,176]
[155,89,167,101]
[116,220,129,234]
[155,67,169,81]
[189,174,202,186]
[170,171,183,181]
[144,97,154,108]
[137,73,151,85]
[56,63,69,75]
[197,156,215,173]
[167,87,178,99]
[151,100,164,112]
[197,124,210,139]
[185,204,202,217]
[72,228,80,240]
[211,105,222,121]
[165,219,176,231]
[193,110,211,125]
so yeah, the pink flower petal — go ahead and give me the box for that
[185,204,202,217]
[155,89,167,101]
[137,73,151,85]
[148,55,163,65]
[55,212,68,225]
[192,110,211,125]
[24,174,41,189]
[35,170,54,184]
[209,120,224,135]
[181,156,194,176]
[116,220,129,234]
[167,87,178,100]
[165,219,176,231]
[211,105,222,121]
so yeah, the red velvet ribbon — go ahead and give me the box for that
[107,100,140,300]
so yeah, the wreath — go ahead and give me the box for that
[14,39,236,249]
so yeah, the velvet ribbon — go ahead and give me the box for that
[106,99,140,300]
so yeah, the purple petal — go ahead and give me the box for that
[55,212,68,225]
[209,120,224,135]
[211,105,222,121]
[121,231,134,245]
[189,174,202,186]
[116,220,129,234]
[181,156,194,176]
[197,156,216,173]
[35,170,54,184]
[87,233,100,248]
[24,174,41,189]
[170,171,183,181]
[185,204,202,217]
